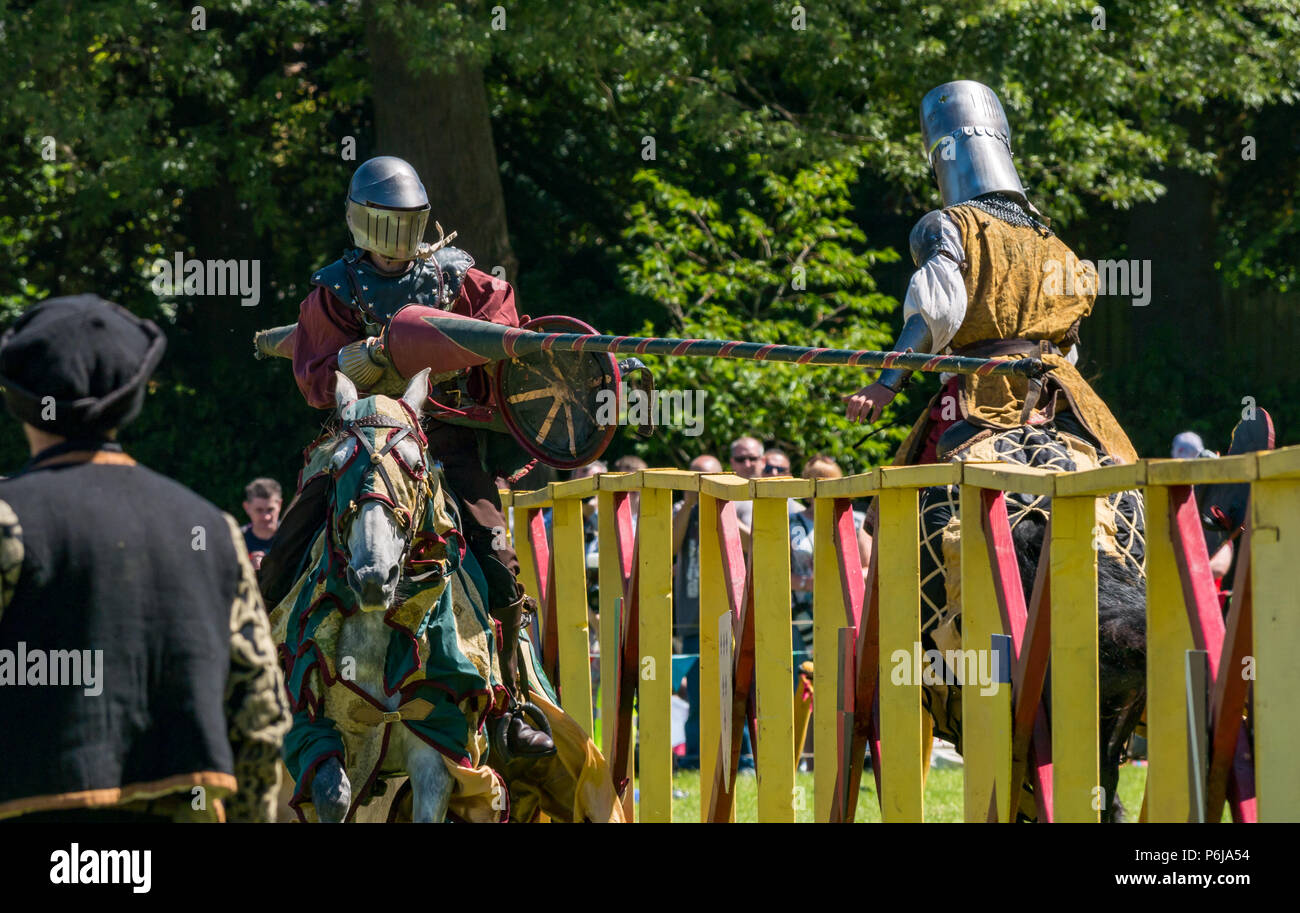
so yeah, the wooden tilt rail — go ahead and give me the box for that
[499,446,1300,822]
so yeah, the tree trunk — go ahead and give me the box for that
[365,5,518,285]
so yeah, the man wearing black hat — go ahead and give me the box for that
[0,295,292,822]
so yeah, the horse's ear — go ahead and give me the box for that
[401,368,430,416]
[335,371,359,413]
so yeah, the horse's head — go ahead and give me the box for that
[330,369,434,611]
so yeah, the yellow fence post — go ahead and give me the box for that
[549,481,595,737]
[637,482,674,823]
[1143,484,1194,822]
[698,491,723,822]
[1049,494,1101,822]
[698,473,751,822]
[512,506,541,605]
[751,483,798,822]
[1251,453,1300,821]
[959,483,1012,822]
[877,486,924,822]
[596,491,619,770]
[811,495,839,822]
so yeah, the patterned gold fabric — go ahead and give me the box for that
[0,499,22,619]
[221,514,293,823]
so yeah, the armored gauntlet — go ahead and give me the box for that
[337,337,389,389]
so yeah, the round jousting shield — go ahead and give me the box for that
[384,307,620,468]
[493,315,619,469]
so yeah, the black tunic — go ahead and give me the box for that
[0,443,289,821]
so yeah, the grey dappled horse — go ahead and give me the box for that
[309,371,455,823]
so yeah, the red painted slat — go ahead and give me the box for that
[1167,485,1257,823]
[982,490,1029,657]
[1207,519,1257,823]
[608,492,640,798]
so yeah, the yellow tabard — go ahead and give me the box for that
[941,204,1138,464]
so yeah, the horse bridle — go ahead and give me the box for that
[334,406,431,570]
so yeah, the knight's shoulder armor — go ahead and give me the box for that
[309,251,359,306]
[431,245,475,302]
[909,209,951,267]
[310,248,445,334]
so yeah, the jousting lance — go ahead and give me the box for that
[253,309,1051,380]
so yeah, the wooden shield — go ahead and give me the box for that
[492,315,619,469]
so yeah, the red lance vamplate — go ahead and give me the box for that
[379,308,1052,379]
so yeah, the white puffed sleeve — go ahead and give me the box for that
[901,212,968,353]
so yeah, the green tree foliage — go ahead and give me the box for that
[618,161,904,470]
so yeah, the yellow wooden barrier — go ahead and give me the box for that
[959,484,1013,822]
[698,472,749,823]
[1251,456,1300,820]
[876,486,925,823]
[697,492,724,822]
[512,506,542,606]
[1142,485,1194,822]
[636,483,674,822]
[595,487,633,822]
[502,445,1300,824]
[811,495,842,822]
[1049,495,1101,822]
[751,488,797,822]
[549,483,593,737]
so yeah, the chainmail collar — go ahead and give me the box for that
[962,193,1052,234]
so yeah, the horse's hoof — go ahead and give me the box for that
[312,757,352,823]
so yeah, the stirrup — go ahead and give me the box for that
[490,701,557,764]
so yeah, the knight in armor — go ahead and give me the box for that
[844,81,1138,466]
[259,155,555,761]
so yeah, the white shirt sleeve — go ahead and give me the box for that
[901,212,967,353]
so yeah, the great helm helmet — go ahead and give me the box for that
[344,156,431,261]
[919,81,1026,208]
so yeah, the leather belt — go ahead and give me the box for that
[951,337,1062,359]
[950,337,1062,423]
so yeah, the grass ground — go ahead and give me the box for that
[625,762,1150,822]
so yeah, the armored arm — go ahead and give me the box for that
[874,210,965,391]
[876,314,934,393]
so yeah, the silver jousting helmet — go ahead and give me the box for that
[344,156,431,260]
[919,81,1026,208]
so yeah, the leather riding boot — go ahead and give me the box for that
[493,592,555,759]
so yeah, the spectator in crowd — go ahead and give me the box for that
[789,455,873,658]
[0,295,290,822]
[568,460,607,565]
[1171,430,1216,460]
[728,435,764,533]
[762,449,792,476]
[762,447,808,514]
[612,454,648,518]
[1170,431,1233,587]
[241,477,282,571]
